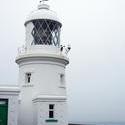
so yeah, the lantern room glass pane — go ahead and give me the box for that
[31,19,61,46]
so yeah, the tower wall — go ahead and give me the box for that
[18,58,67,96]
[16,54,69,125]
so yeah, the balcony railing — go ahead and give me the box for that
[17,45,69,57]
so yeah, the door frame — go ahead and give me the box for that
[0,99,8,125]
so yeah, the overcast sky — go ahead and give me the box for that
[0,0,125,123]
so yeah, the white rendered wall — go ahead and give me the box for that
[19,60,66,96]
[17,56,68,125]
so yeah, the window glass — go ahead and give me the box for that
[49,111,54,118]
[49,104,54,109]
[0,99,8,105]
[31,19,61,46]
[49,104,54,118]
[0,101,6,105]
[26,73,31,83]
[60,74,65,85]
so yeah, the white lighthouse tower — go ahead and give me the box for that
[16,1,70,125]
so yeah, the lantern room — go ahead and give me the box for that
[25,2,62,47]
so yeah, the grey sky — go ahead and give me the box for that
[0,0,125,123]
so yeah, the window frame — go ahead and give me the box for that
[49,104,55,118]
[25,73,31,83]
[31,19,61,46]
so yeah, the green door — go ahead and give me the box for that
[0,99,8,125]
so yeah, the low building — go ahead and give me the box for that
[0,85,20,125]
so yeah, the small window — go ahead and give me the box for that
[60,74,65,85]
[49,104,54,109]
[49,111,54,118]
[25,73,31,83]
[49,104,54,118]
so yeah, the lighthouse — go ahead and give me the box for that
[16,1,70,125]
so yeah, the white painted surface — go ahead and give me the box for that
[0,86,20,125]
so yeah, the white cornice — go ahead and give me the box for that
[33,95,67,103]
[0,85,20,95]
[16,55,69,66]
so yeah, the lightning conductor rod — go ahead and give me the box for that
[40,0,49,4]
